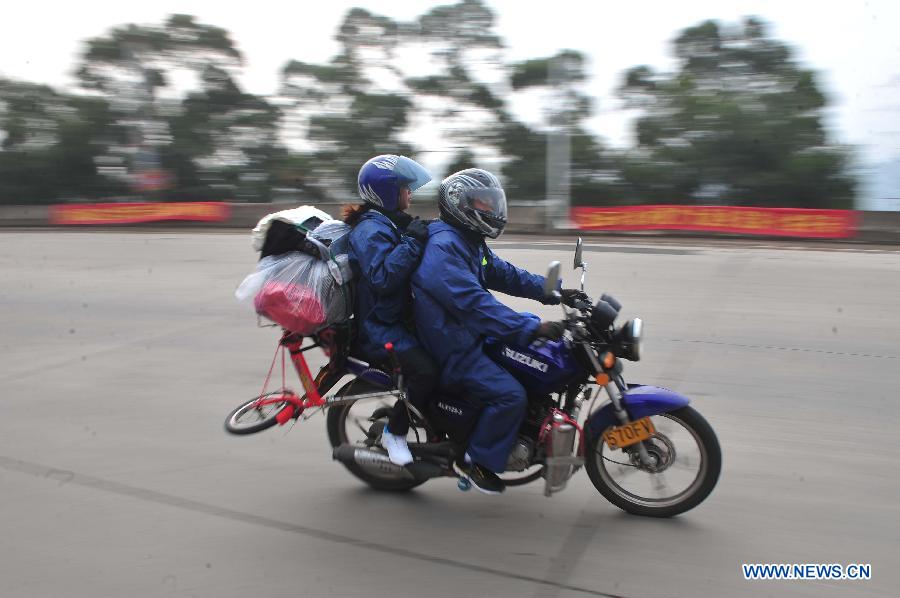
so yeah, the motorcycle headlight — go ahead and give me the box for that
[616,318,643,361]
[591,299,619,330]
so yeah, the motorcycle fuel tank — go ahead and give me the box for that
[484,337,581,394]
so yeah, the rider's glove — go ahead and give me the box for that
[405,217,429,243]
[560,288,589,307]
[532,320,566,342]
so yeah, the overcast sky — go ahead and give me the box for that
[2,0,899,168]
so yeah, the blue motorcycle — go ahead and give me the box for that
[226,239,721,517]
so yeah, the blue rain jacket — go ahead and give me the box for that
[348,210,423,358]
[411,221,557,386]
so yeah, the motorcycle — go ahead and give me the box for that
[225,238,721,517]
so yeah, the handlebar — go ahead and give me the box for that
[572,299,592,311]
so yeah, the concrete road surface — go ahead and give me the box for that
[1,231,898,597]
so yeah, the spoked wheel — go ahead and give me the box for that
[326,379,425,491]
[224,391,298,435]
[585,406,721,517]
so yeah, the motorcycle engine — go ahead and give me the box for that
[505,436,535,472]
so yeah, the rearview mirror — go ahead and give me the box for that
[543,261,561,300]
[574,237,584,269]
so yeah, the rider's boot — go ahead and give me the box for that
[453,459,505,495]
[381,426,414,466]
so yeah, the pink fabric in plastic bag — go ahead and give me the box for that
[254,281,326,334]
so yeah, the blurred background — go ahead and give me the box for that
[0,0,897,211]
[3,5,900,596]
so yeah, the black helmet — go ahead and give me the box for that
[438,168,508,239]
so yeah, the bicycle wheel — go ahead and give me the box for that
[224,391,296,435]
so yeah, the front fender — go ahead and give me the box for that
[586,385,690,436]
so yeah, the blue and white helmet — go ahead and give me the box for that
[357,155,432,212]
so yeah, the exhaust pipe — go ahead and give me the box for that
[333,445,414,479]
[333,444,446,482]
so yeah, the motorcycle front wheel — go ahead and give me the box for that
[326,379,425,492]
[585,406,721,517]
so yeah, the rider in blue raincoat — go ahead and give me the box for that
[411,169,585,494]
[345,155,439,466]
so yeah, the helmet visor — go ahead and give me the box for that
[394,156,432,192]
[460,187,507,221]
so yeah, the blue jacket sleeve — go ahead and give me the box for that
[423,241,540,346]
[351,220,423,296]
[484,249,560,305]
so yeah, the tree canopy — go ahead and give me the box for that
[617,17,854,208]
[0,7,856,209]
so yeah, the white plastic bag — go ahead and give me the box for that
[236,219,353,333]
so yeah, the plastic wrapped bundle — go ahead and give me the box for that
[250,205,331,252]
[235,219,353,334]
[254,277,326,334]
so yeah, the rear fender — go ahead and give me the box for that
[345,356,393,388]
[586,385,690,436]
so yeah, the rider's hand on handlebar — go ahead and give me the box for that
[532,320,566,342]
[561,288,589,308]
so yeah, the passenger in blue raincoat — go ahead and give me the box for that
[411,169,585,494]
[345,155,439,466]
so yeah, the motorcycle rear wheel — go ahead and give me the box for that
[326,379,425,492]
[500,465,544,486]
[585,406,720,517]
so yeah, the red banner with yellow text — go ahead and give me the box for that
[571,205,856,238]
[49,202,230,225]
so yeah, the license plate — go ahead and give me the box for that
[603,417,656,449]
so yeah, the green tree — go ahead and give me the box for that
[0,78,128,204]
[405,0,506,163]
[444,149,478,175]
[280,8,416,199]
[504,50,617,205]
[163,66,283,201]
[618,17,855,208]
[280,0,516,198]
[75,14,252,198]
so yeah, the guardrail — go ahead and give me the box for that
[3,202,900,243]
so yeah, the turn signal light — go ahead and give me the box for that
[595,373,610,385]
[601,352,616,369]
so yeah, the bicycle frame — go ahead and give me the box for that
[247,333,323,424]
[252,331,400,426]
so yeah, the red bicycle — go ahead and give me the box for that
[223,326,394,434]
[224,330,329,434]
[224,326,437,491]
